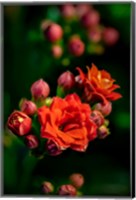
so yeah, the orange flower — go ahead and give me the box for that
[38,94,97,152]
[77,63,122,104]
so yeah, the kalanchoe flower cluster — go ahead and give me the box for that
[40,4,119,60]
[7,64,121,157]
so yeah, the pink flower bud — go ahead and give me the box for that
[68,36,85,56]
[46,140,62,156]
[20,99,37,116]
[76,4,92,18]
[102,27,119,46]
[51,45,63,58]
[58,71,75,90]
[95,101,112,116]
[44,23,63,42]
[88,26,102,43]
[69,173,84,188]
[60,4,76,19]
[97,125,110,139]
[42,181,54,194]
[7,111,32,136]
[25,134,39,149]
[58,184,77,196]
[31,79,50,101]
[81,10,100,28]
[90,110,105,127]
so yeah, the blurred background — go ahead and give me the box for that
[4,3,131,196]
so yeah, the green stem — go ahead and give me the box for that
[18,153,38,194]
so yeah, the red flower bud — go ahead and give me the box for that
[90,110,105,127]
[31,79,50,101]
[58,184,77,196]
[76,4,92,18]
[81,10,100,28]
[7,111,32,136]
[68,36,85,56]
[97,125,110,139]
[44,23,63,42]
[95,101,112,116]
[102,27,119,46]
[60,4,76,19]
[20,99,37,116]
[58,71,75,90]
[25,134,39,149]
[42,181,54,194]
[46,140,62,156]
[69,173,84,188]
[51,45,63,58]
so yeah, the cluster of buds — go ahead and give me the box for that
[7,79,52,153]
[41,173,84,196]
[40,4,119,60]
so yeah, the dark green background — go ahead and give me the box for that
[4,3,131,196]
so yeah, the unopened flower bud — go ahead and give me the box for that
[7,111,32,136]
[42,181,54,194]
[81,10,100,28]
[69,173,84,188]
[58,71,75,90]
[51,45,63,58]
[60,4,76,19]
[31,79,50,101]
[46,140,62,156]
[58,184,77,196]
[25,134,39,149]
[90,110,105,127]
[95,101,112,116]
[44,23,63,42]
[68,36,85,56]
[76,4,92,18]
[97,125,110,139]
[102,27,119,46]
[88,26,102,43]
[20,99,37,116]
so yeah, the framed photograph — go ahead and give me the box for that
[2,1,135,199]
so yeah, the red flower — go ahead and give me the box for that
[7,111,32,136]
[77,63,122,104]
[38,94,97,152]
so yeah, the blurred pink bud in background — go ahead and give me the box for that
[44,23,63,42]
[102,27,119,46]
[81,9,100,28]
[68,36,85,56]
[51,45,63,58]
